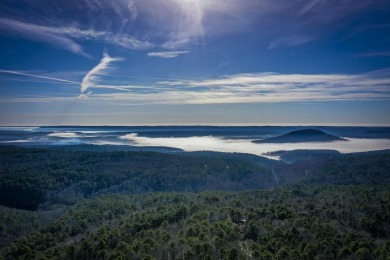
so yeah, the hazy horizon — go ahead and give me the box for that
[2,124,390,127]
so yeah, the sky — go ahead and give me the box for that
[0,0,389,126]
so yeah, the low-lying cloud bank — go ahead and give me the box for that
[119,133,390,156]
[48,132,80,138]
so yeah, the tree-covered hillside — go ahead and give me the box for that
[0,146,389,259]
[1,146,389,211]
[274,150,390,185]
[0,146,272,210]
[1,185,389,259]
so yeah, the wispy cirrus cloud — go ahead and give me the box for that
[80,52,125,93]
[268,36,313,49]
[1,57,389,104]
[339,23,390,42]
[0,0,149,56]
[262,0,390,49]
[150,71,389,104]
[8,69,387,105]
[0,0,389,53]
[0,18,89,57]
[147,51,189,58]
[0,18,152,57]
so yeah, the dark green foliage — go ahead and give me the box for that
[265,149,340,163]
[274,151,390,185]
[311,152,390,184]
[1,185,389,259]
[1,146,389,211]
[0,206,62,248]
[0,146,389,259]
[0,146,272,210]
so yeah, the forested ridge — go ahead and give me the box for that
[0,146,272,210]
[0,145,389,259]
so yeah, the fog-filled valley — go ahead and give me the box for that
[0,135,389,259]
[1,126,390,158]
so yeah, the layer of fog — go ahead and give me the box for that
[119,133,390,157]
[48,132,80,138]
[0,127,38,131]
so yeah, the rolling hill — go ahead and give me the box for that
[252,129,347,143]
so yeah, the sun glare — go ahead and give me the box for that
[177,0,203,6]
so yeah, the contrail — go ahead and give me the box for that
[0,69,80,84]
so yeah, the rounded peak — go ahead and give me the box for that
[288,129,327,135]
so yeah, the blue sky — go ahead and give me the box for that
[0,0,389,125]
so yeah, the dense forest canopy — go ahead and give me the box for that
[0,145,389,259]
[1,186,389,259]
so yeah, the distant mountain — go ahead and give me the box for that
[252,129,347,143]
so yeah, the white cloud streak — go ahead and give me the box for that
[0,69,80,84]
[84,71,390,104]
[80,52,125,93]
[0,18,152,56]
[48,132,80,138]
[147,51,189,58]
[0,18,89,57]
[2,70,389,104]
